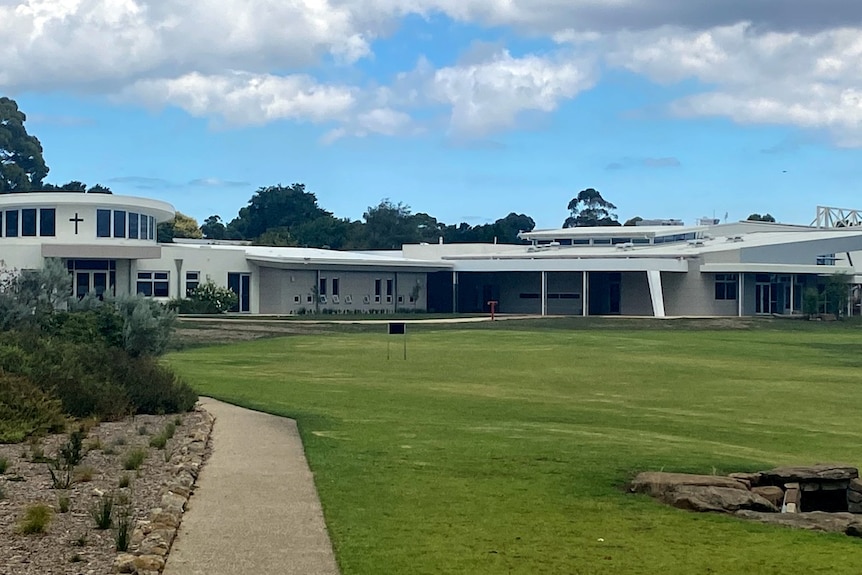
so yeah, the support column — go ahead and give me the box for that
[789,274,795,315]
[738,274,744,317]
[541,271,547,316]
[452,271,458,314]
[646,270,666,318]
[174,258,184,299]
[582,271,589,316]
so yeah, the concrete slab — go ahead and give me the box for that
[163,398,340,575]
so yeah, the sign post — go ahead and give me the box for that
[487,300,498,321]
[388,322,407,360]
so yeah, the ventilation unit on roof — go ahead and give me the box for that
[726,235,744,242]
[615,242,634,250]
[687,239,706,247]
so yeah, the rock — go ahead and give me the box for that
[630,472,750,498]
[133,554,165,572]
[666,485,778,513]
[759,464,858,485]
[848,502,862,514]
[160,491,186,513]
[783,484,800,513]
[850,478,862,493]
[113,553,137,573]
[736,510,859,533]
[845,522,862,537]
[752,486,784,507]
[730,472,762,488]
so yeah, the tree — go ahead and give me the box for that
[564,188,620,227]
[87,184,112,194]
[157,212,203,243]
[0,97,49,192]
[201,215,226,240]
[624,216,643,227]
[362,199,419,249]
[226,184,330,240]
[747,213,776,223]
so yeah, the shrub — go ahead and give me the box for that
[0,485,4,499]
[149,434,167,449]
[115,506,133,551]
[0,456,8,474]
[58,494,70,513]
[118,474,130,488]
[74,465,95,483]
[47,458,73,489]
[90,494,114,529]
[18,503,52,534]
[0,372,66,443]
[122,448,147,471]
[169,281,238,314]
[164,422,176,439]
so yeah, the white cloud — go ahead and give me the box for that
[428,50,596,136]
[120,72,356,126]
[605,24,862,145]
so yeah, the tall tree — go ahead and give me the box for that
[564,188,620,227]
[226,184,330,240]
[0,97,49,192]
[201,215,226,240]
[157,212,203,243]
[362,199,420,249]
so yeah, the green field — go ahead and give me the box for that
[168,322,862,574]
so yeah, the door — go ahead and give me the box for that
[228,272,251,312]
[755,282,771,314]
[76,273,90,298]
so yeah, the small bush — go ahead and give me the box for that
[115,506,133,551]
[164,422,176,439]
[118,474,130,488]
[0,456,8,474]
[0,372,66,443]
[70,553,83,563]
[112,436,127,446]
[61,428,86,467]
[47,458,73,489]
[90,494,114,529]
[72,534,87,547]
[87,437,103,452]
[122,448,146,471]
[0,485,5,500]
[74,465,95,483]
[18,503,52,534]
[173,415,183,427]
[58,494,70,513]
[149,434,167,449]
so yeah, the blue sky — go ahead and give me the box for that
[4,1,862,230]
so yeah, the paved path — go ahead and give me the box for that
[163,398,340,575]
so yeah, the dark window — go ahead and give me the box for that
[332,278,340,296]
[128,213,139,239]
[593,238,611,245]
[319,277,327,295]
[97,209,111,237]
[0,211,3,237]
[386,279,394,296]
[519,293,541,299]
[5,210,18,237]
[39,209,56,236]
[113,210,126,238]
[374,279,382,296]
[149,217,155,240]
[227,272,251,312]
[186,271,200,297]
[136,271,169,297]
[715,274,738,300]
[21,209,37,236]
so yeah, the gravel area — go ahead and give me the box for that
[0,409,208,575]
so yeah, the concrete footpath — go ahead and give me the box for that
[163,398,340,575]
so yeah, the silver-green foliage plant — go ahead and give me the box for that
[113,295,176,357]
[0,258,72,330]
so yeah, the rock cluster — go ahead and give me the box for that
[114,408,215,575]
[631,464,862,538]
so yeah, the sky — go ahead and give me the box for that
[3,0,862,231]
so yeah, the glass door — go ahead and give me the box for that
[755,282,771,314]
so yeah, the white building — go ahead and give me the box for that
[2,192,862,318]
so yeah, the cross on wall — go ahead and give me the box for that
[69,213,83,234]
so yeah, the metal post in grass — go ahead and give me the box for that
[388,322,407,360]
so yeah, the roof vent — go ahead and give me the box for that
[726,235,744,243]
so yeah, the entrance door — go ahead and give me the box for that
[69,260,117,299]
[755,282,771,314]
[76,273,90,299]
[228,272,251,312]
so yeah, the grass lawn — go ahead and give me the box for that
[168,322,862,574]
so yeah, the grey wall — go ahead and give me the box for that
[258,268,428,314]
[662,265,738,316]
[620,272,654,316]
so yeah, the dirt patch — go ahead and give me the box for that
[0,409,209,574]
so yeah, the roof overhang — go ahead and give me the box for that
[700,263,856,275]
[449,257,689,273]
[246,255,453,272]
[42,244,162,259]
